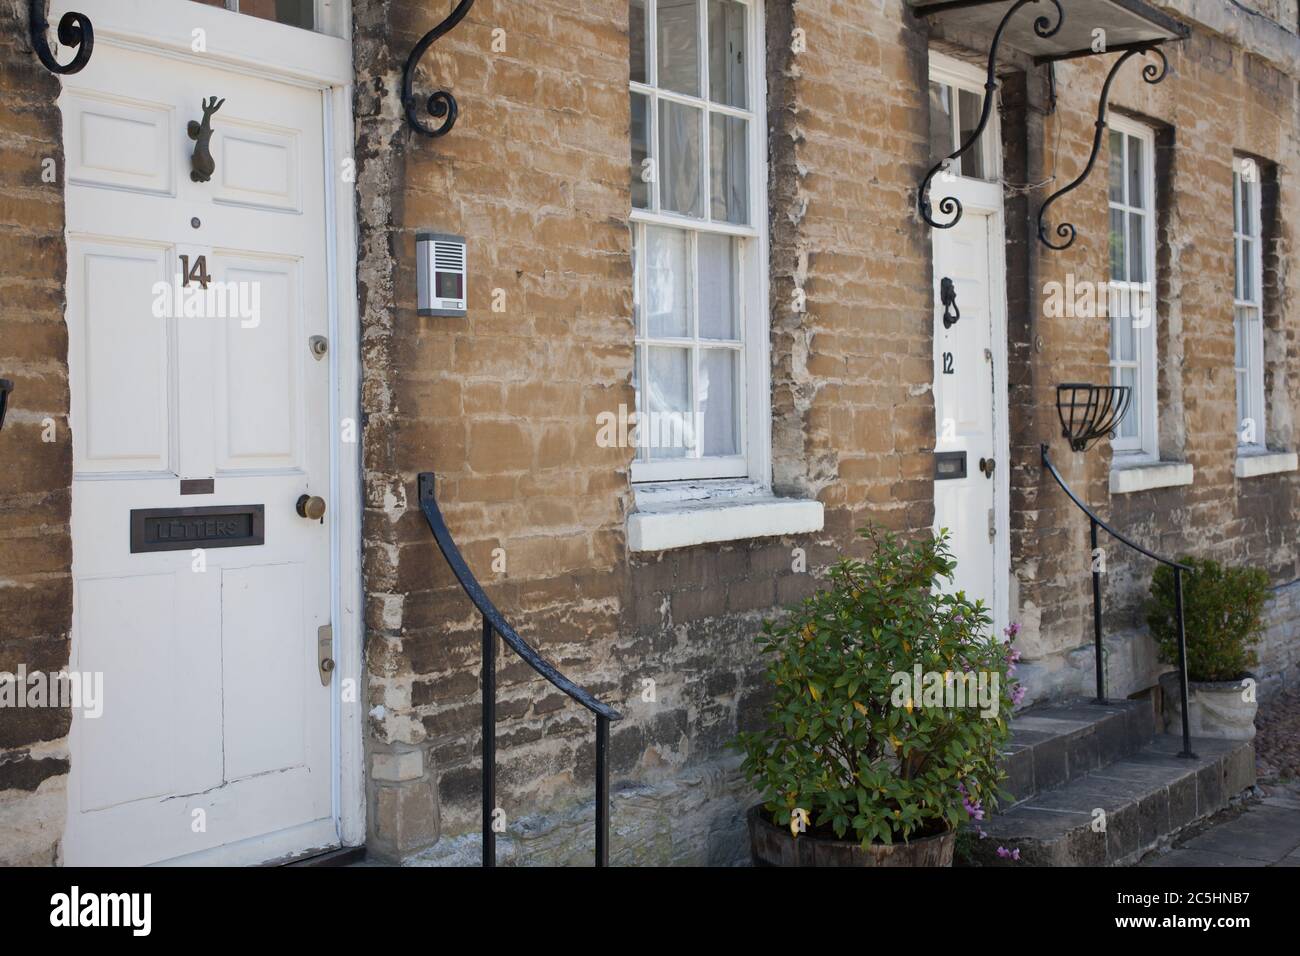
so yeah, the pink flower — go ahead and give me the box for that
[1003,622,1022,639]
[996,846,1020,860]
[1011,683,1027,706]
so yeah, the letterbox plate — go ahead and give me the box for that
[934,451,967,480]
[130,504,264,553]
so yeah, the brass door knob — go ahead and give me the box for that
[978,457,996,479]
[296,494,327,521]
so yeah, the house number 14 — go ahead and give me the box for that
[180,254,211,290]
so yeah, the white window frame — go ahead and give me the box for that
[629,0,770,485]
[927,54,1001,185]
[1233,156,1267,451]
[1107,116,1158,462]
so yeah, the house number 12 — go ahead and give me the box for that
[942,352,954,374]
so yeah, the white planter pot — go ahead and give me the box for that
[1159,671,1257,741]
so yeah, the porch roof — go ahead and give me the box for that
[909,0,1189,62]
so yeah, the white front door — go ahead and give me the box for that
[62,37,336,865]
[932,209,1009,630]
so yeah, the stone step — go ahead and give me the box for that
[1001,698,1157,805]
[971,735,1256,866]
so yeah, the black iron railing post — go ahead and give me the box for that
[1090,517,1105,703]
[595,714,610,867]
[482,613,496,867]
[418,472,622,867]
[1172,569,1196,759]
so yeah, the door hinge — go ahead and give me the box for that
[318,624,335,686]
[988,507,997,541]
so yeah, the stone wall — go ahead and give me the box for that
[354,0,935,861]
[356,0,1300,864]
[0,3,73,866]
[1011,15,1300,705]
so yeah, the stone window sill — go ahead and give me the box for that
[627,480,824,553]
[1108,460,1194,495]
[1235,449,1298,479]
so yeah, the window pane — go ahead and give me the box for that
[698,234,737,339]
[1111,303,1136,363]
[1233,173,1242,234]
[1241,238,1255,300]
[1126,135,1144,208]
[708,0,747,108]
[699,348,738,456]
[631,92,651,209]
[657,0,700,96]
[1108,131,1124,203]
[630,0,648,84]
[1234,238,1244,300]
[234,0,314,29]
[1116,366,1138,438]
[1239,177,1253,236]
[659,100,703,216]
[1233,309,1246,372]
[1127,212,1146,282]
[957,88,986,180]
[633,345,646,460]
[644,226,690,337]
[647,346,692,458]
[709,113,748,224]
[928,83,954,168]
[1109,207,1126,281]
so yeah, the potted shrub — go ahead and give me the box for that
[1147,558,1268,740]
[736,526,1019,867]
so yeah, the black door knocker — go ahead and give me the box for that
[188,97,225,183]
[940,276,960,329]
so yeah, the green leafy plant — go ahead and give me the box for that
[1147,558,1268,682]
[735,525,1017,847]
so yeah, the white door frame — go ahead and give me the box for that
[55,0,365,856]
[929,53,1011,636]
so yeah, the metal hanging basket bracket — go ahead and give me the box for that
[910,0,1187,243]
[1056,382,1132,451]
[29,1,94,75]
[402,0,476,138]
[1036,44,1169,250]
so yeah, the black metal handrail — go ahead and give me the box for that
[1040,445,1195,759]
[416,473,622,866]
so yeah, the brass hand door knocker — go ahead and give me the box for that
[940,276,960,329]
[188,97,225,183]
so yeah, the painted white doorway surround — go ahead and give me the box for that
[59,0,362,866]
[928,58,1010,636]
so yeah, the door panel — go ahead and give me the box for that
[63,39,334,866]
[69,240,173,472]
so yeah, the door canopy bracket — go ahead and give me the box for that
[918,0,1064,231]
[1037,45,1167,249]
[911,0,1187,248]
[402,0,476,138]
[29,1,94,75]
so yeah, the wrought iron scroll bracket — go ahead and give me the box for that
[1036,45,1169,250]
[917,0,1064,229]
[29,1,93,75]
[402,0,476,138]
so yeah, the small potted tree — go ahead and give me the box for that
[736,526,1018,867]
[1148,558,1268,740]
